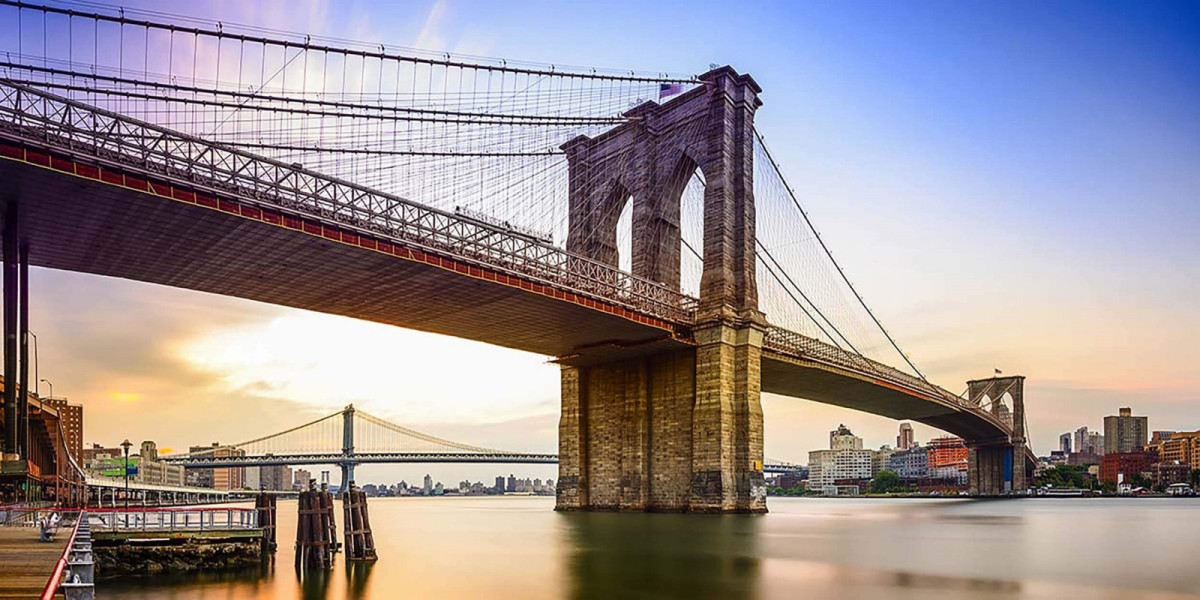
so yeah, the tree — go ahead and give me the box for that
[870,470,904,494]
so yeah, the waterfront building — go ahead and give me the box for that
[494,476,505,493]
[809,425,873,492]
[1099,451,1153,485]
[1151,463,1191,488]
[506,474,517,492]
[897,423,915,451]
[888,445,929,479]
[1158,431,1200,466]
[872,446,894,476]
[187,443,245,490]
[423,474,433,494]
[1104,407,1148,454]
[927,437,968,483]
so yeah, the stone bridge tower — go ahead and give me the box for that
[965,376,1028,495]
[556,66,767,513]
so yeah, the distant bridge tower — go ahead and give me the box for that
[557,66,767,513]
[341,404,357,489]
[965,376,1028,495]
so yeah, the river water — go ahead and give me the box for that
[101,496,1200,599]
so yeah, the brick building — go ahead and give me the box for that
[1099,451,1153,485]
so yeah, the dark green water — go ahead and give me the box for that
[101,496,1200,599]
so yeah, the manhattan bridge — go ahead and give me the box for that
[0,1,1032,512]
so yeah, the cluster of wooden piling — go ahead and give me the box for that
[341,486,377,561]
[254,494,278,553]
[294,483,338,569]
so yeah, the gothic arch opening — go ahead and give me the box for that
[662,153,706,298]
[616,194,633,273]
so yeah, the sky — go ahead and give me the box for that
[17,0,1200,485]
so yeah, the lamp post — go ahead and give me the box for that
[28,332,37,397]
[121,439,132,510]
[39,378,52,400]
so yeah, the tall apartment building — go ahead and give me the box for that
[1104,408,1148,454]
[261,464,293,491]
[44,397,83,465]
[897,423,915,451]
[1059,433,1072,454]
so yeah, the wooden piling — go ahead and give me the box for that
[255,493,277,553]
[294,481,336,570]
[341,485,378,561]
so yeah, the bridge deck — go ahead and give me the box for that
[0,526,67,599]
[0,154,678,359]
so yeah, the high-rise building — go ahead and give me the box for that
[1104,407,1148,454]
[1059,433,1072,454]
[494,476,505,493]
[1072,427,1105,456]
[423,474,433,494]
[44,397,83,465]
[897,423,915,451]
[506,474,517,492]
[261,464,292,491]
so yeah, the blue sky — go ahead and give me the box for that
[18,0,1200,483]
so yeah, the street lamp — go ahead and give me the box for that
[120,439,132,510]
[28,332,37,396]
[39,378,52,400]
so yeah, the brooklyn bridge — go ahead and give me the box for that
[0,0,1032,513]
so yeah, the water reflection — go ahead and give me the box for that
[344,561,374,599]
[562,512,762,600]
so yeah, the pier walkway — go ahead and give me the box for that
[0,524,68,598]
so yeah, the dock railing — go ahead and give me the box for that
[88,507,259,532]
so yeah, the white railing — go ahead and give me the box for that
[88,508,258,532]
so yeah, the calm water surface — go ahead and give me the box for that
[102,497,1200,599]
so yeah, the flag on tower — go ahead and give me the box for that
[994,368,1003,375]
[659,83,683,98]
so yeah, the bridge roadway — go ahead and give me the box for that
[0,80,1029,470]
[160,451,802,474]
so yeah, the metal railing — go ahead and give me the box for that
[88,508,258,532]
[0,80,698,325]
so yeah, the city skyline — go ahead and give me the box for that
[16,0,1199,483]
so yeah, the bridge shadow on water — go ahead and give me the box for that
[560,511,763,600]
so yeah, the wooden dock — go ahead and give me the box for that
[0,526,68,599]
